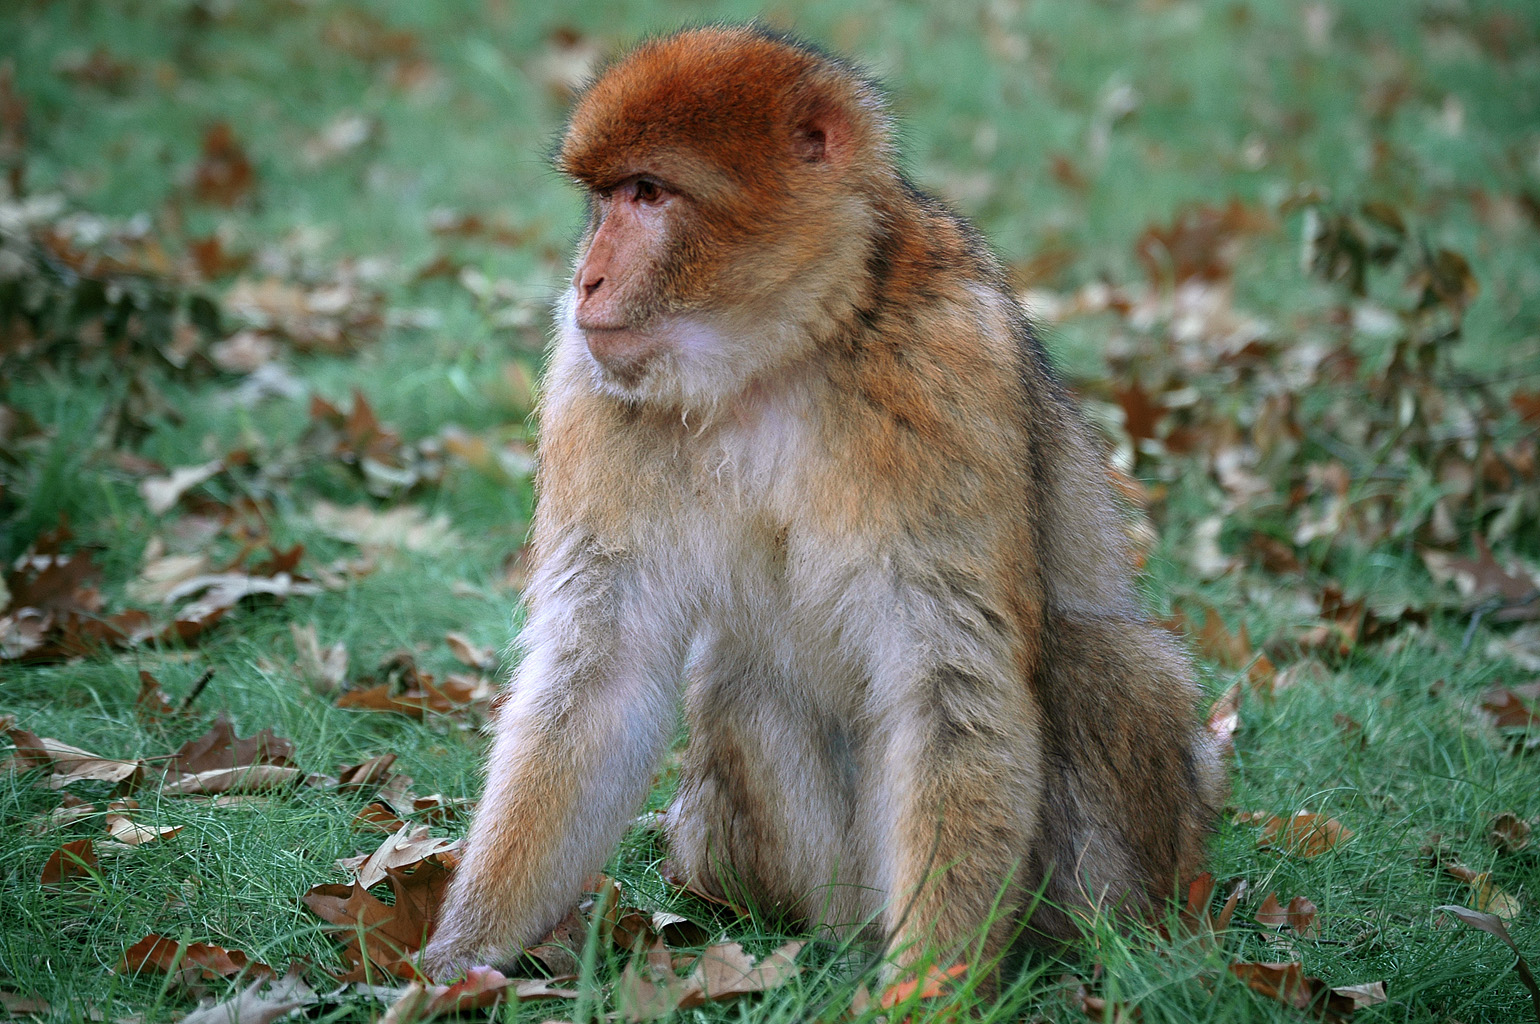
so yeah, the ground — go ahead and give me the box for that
[1,1,1538,1022]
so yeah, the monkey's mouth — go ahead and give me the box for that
[581,325,661,386]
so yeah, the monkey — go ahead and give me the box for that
[422,25,1228,984]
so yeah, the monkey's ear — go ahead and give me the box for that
[792,93,856,168]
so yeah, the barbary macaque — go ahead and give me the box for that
[423,25,1227,981]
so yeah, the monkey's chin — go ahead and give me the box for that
[581,326,662,384]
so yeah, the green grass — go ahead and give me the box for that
[3,0,1539,1021]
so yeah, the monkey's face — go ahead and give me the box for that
[563,170,848,412]
[570,175,678,387]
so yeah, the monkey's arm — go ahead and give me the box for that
[870,565,1045,974]
[422,538,681,977]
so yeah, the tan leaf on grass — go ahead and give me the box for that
[7,728,140,787]
[615,938,799,1021]
[162,764,307,797]
[338,823,460,889]
[139,461,226,516]
[1255,892,1288,928]
[337,753,398,793]
[445,631,496,672]
[615,940,695,1022]
[1060,973,1140,1023]
[178,964,317,1024]
[1444,864,1521,921]
[127,549,212,604]
[163,718,295,777]
[105,803,182,846]
[226,278,382,355]
[681,941,802,1008]
[309,500,458,553]
[192,122,255,207]
[378,967,577,1024]
[1331,982,1388,1009]
[291,622,348,692]
[302,112,376,166]
[529,27,602,102]
[1488,812,1532,853]
[1422,540,1539,611]
[136,671,180,718]
[0,991,51,1015]
[1479,682,1540,730]
[40,793,97,831]
[40,838,97,884]
[164,571,322,627]
[354,802,406,833]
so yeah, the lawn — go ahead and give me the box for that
[2,1,1538,1021]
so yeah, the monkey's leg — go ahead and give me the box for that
[874,658,1044,977]
[1023,611,1226,940]
[422,546,683,977]
[668,630,873,933]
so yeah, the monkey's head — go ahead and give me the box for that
[556,25,894,409]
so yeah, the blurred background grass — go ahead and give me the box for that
[2,1,1539,1021]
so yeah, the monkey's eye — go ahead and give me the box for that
[632,178,664,205]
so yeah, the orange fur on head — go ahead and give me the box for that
[559,26,889,201]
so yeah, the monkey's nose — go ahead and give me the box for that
[582,275,605,298]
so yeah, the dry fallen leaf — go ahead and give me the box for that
[614,939,800,1022]
[127,550,213,605]
[105,803,183,846]
[291,621,348,692]
[1479,683,1540,731]
[1241,810,1354,858]
[445,631,496,672]
[1436,904,1540,1022]
[309,500,458,553]
[139,460,226,516]
[164,571,322,628]
[378,966,577,1024]
[303,858,452,980]
[1488,812,1533,854]
[1444,864,1522,922]
[1330,982,1387,1010]
[162,718,295,777]
[682,940,802,1008]
[1421,540,1539,617]
[118,933,274,983]
[178,964,317,1024]
[162,764,307,797]
[8,728,140,788]
[192,122,255,207]
[1228,961,1355,1019]
[0,991,51,1016]
[337,753,399,794]
[338,823,460,889]
[40,838,97,884]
